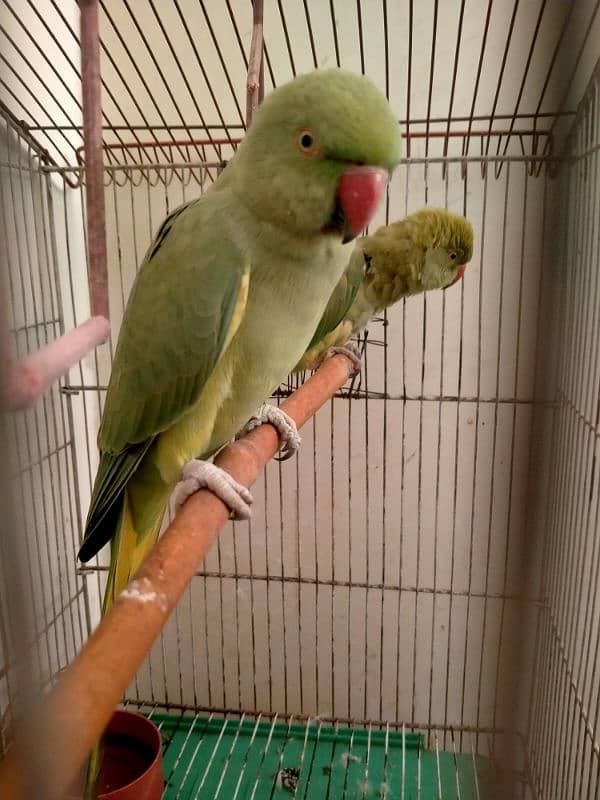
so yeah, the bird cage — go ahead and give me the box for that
[1,2,599,799]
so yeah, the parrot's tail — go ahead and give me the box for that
[84,493,167,800]
[83,744,103,800]
[102,490,167,614]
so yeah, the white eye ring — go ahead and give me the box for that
[297,129,318,155]
[449,252,457,261]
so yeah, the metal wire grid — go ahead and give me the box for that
[0,114,91,751]
[40,145,545,800]
[1,1,599,168]
[123,701,529,799]
[0,54,557,784]
[0,5,598,799]
[522,67,600,800]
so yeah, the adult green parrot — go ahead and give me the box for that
[294,208,473,372]
[77,69,401,614]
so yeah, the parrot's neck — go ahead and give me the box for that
[222,176,351,356]
[225,166,341,263]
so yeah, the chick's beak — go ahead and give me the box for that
[445,263,467,289]
[336,166,389,243]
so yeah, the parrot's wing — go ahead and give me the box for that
[305,245,366,352]
[79,196,249,561]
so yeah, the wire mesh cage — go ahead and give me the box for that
[1,2,599,799]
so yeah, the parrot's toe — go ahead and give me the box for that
[319,342,363,377]
[238,404,301,461]
[173,459,253,520]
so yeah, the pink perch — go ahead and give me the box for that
[4,316,110,410]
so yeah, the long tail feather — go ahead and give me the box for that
[84,491,167,798]
[102,492,166,613]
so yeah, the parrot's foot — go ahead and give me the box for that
[238,404,301,462]
[317,342,363,377]
[173,460,253,520]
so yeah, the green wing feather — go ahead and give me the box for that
[78,193,247,562]
[306,245,366,351]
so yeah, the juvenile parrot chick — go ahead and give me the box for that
[295,207,474,371]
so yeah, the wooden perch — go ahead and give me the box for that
[4,316,110,411]
[0,351,356,800]
[246,0,264,126]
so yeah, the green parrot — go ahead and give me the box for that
[294,208,474,372]
[79,67,399,799]
[77,69,401,611]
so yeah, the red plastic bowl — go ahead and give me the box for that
[67,710,163,800]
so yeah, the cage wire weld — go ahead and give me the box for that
[1,2,600,799]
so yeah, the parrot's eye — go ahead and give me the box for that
[296,129,318,156]
[449,252,457,261]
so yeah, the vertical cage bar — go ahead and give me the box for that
[246,0,265,127]
[80,0,109,321]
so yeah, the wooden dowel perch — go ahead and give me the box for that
[0,352,356,800]
[4,316,110,411]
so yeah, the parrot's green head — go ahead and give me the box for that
[414,208,474,292]
[232,69,401,242]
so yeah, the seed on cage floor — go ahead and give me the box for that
[277,766,300,793]
[341,751,362,767]
[309,711,331,724]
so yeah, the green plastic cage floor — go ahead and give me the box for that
[154,713,492,799]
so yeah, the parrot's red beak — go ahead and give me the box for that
[447,263,467,288]
[336,166,389,243]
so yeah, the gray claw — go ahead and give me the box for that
[173,459,253,520]
[318,342,363,377]
[238,404,301,461]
